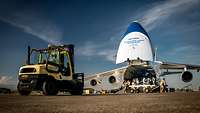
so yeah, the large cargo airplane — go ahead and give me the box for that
[84,21,200,94]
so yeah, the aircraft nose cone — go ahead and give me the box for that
[124,22,149,37]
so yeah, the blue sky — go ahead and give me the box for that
[0,0,200,90]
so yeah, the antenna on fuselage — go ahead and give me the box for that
[154,47,157,62]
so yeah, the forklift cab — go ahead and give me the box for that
[45,44,74,76]
[27,44,74,77]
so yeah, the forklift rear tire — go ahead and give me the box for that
[42,80,58,95]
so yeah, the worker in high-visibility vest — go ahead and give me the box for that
[160,78,167,93]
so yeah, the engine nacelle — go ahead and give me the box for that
[90,79,97,86]
[181,71,193,82]
[108,76,116,84]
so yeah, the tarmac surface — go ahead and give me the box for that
[0,92,200,113]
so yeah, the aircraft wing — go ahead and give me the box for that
[84,70,115,81]
[84,66,127,81]
[159,62,200,70]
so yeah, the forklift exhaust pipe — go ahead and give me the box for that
[27,46,31,65]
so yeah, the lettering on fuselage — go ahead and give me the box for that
[124,37,144,47]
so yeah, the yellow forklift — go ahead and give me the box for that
[17,44,84,95]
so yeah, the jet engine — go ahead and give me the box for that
[181,71,193,82]
[108,76,116,84]
[90,79,97,86]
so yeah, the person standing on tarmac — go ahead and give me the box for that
[160,78,167,93]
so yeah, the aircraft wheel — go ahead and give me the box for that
[138,87,143,93]
[134,89,139,93]
[125,87,132,94]
[144,87,149,93]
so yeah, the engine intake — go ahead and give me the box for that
[90,79,97,86]
[182,71,193,82]
[108,76,116,84]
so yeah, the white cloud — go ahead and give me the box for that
[76,42,100,56]
[0,75,17,89]
[76,41,116,62]
[163,45,200,64]
[97,49,117,62]
[173,45,198,53]
[139,0,199,31]
[167,45,199,55]
[0,76,13,84]
[0,11,63,45]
